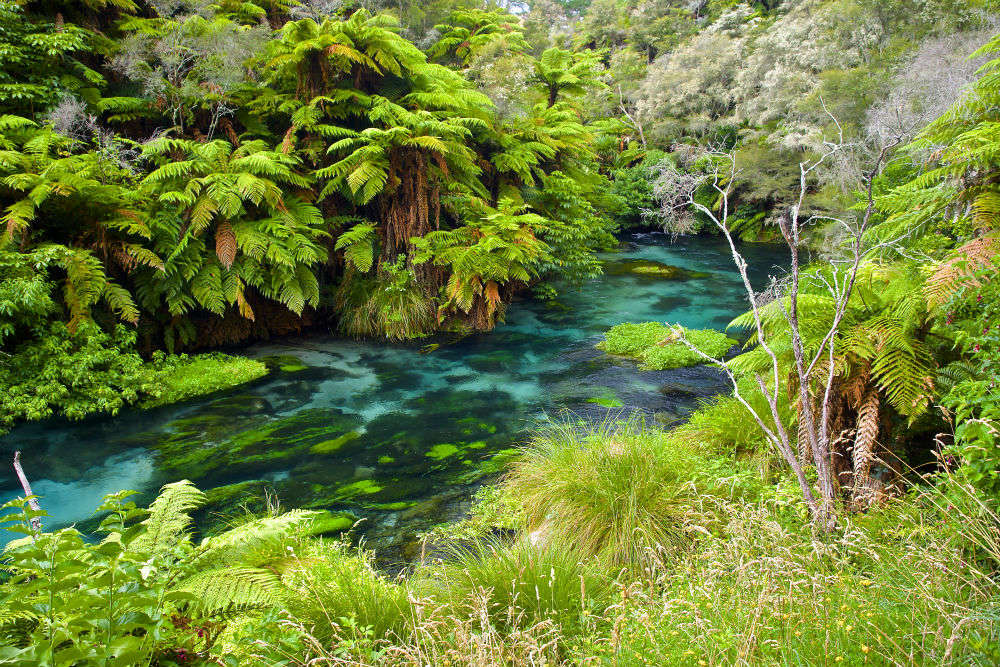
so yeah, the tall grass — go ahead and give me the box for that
[279,540,412,644]
[412,536,611,632]
[593,482,1000,666]
[503,419,758,569]
[228,418,999,667]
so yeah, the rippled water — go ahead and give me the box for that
[0,234,786,556]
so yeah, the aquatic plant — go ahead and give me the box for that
[598,321,736,370]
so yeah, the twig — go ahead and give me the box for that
[13,451,42,533]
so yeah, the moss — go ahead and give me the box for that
[140,354,268,409]
[587,392,625,408]
[426,443,461,460]
[598,322,737,371]
[378,455,396,464]
[279,363,308,372]
[311,431,362,455]
[603,259,711,281]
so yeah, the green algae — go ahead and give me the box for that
[311,431,361,455]
[369,501,416,511]
[426,443,461,460]
[152,408,364,480]
[307,511,358,534]
[587,392,625,408]
[204,480,267,507]
[334,479,384,498]
[378,455,396,464]
[603,259,711,281]
[259,354,308,372]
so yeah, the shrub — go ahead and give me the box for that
[0,322,159,430]
[940,273,1000,502]
[598,321,736,370]
[0,321,270,431]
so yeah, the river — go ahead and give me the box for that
[0,233,786,557]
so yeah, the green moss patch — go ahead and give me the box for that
[598,322,736,371]
[603,259,710,281]
[141,354,268,409]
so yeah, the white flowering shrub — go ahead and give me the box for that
[636,30,744,138]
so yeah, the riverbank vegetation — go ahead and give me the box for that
[2,0,1000,663]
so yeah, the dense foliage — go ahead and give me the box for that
[3,0,1000,664]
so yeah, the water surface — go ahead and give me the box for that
[0,234,786,555]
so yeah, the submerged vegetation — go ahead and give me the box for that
[3,0,1000,663]
[599,321,736,369]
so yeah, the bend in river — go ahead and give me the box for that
[0,234,786,557]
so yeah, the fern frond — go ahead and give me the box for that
[132,480,206,553]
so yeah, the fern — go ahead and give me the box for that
[132,480,206,553]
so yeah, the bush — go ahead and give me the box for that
[671,382,795,458]
[940,273,1000,502]
[0,322,269,431]
[0,322,158,430]
[608,152,665,229]
[598,321,736,370]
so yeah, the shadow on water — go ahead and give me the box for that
[0,233,787,561]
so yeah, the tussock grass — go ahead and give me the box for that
[334,271,436,340]
[503,419,759,569]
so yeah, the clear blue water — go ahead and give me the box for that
[0,234,786,556]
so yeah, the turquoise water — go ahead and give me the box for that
[0,234,785,556]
